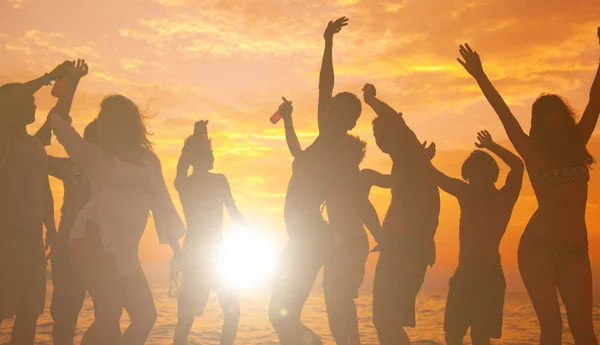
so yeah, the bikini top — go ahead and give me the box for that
[533,164,590,185]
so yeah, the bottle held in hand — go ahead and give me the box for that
[168,260,184,299]
[270,110,282,124]
[51,79,67,98]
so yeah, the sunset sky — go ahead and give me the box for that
[1,0,599,294]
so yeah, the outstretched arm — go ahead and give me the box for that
[577,31,600,145]
[424,142,468,196]
[360,169,387,244]
[279,98,302,158]
[318,17,348,133]
[222,175,246,225]
[457,44,535,159]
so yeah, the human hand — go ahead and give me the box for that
[423,141,436,160]
[45,231,57,259]
[362,83,376,104]
[279,97,293,120]
[47,61,71,81]
[457,43,484,78]
[474,130,494,149]
[324,16,349,41]
[64,58,89,79]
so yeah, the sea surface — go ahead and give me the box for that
[2,280,600,345]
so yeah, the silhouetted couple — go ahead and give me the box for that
[268,18,439,345]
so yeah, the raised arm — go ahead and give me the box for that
[457,44,535,158]
[279,98,302,158]
[577,31,600,145]
[50,113,103,172]
[174,140,192,192]
[360,169,391,189]
[221,175,246,225]
[362,84,403,122]
[476,130,524,200]
[318,17,348,132]
[53,59,89,120]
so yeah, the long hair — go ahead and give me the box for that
[97,94,153,157]
[530,94,594,167]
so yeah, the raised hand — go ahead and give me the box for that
[324,17,349,41]
[423,141,436,161]
[475,130,495,149]
[457,43,484,78]
[47,61,71,81]
[279,97,293,120]
[64,58,89,79]
[362,83,376,104]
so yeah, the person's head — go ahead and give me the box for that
[184,134,214,172]
[96,94,153,156]
[83,120,99,145]
[0,83,36,128]
[323,92,362,135]
[462,150,499,186]
[372,115,403,155]
[530,94,594,166]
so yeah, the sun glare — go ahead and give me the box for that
[214,227,280,291]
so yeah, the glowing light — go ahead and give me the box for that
[214,226,280,291]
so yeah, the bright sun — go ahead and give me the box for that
[213,227,280,291]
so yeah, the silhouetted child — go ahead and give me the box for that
[363,84,440,345]
[431,131,524,345]
[0,62,69,345]
[173,121,246,345]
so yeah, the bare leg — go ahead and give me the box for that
[470,326,491,345]
[11,312,38,345]
[216,290,240,345]
[557,252,598,345]
[269,241,324,345]
[121,269,158,345]
[173,315,194,345]
[518,241,562,345]
[445,330,464,345]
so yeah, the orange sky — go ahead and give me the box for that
[1,0,599,294]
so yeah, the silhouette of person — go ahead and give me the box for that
[457,34,600,345]
[272,95,383,345]
[363,84,440,345]
[173,120,245,345]
[48,66,185,345]
[429,131,524,345]
[34,59,95,345]
[0,62,69,345]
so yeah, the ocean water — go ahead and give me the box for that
[2,280,599,345]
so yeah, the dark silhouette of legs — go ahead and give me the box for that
[215,288,240,345]
[470,326,491,345]
[269,240,324,345]
[556,251,598,345]
[173,315,194,345]
[445,329,465,345]
[121,269,158,345]
[50,238,86,345]
[11,312,38,345]
[518,241,562,345]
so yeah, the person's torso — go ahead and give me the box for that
[524,162,589,245]
[457,188,515,267]
[0,135,47,262]
[179,173,226,246]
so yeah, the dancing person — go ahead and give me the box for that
[34,59,94,345]
[48,66,185,345]
[457,35,600,345]
[0,63,69,345]
[429,131,523,345]
[273,95,383,345]
[173,120,245,345]
[363,83,441,345]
